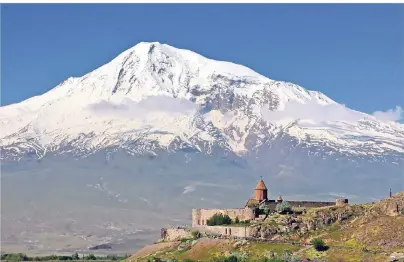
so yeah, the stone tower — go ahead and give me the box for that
[254,178,268,201]
[276,195,283,203]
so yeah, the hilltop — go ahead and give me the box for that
[127,192,404,262]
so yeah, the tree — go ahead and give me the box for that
[275,201,292,214]
[71,253,80,260]
[58,256,73,260]
[234,217,240,224]
[259,203,270,221]
[85,254,97,260]
[190,230,201,239]
[207,213,232,226]
[311,238,327,251]
[1,253,29,261]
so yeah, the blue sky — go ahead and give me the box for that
[1,4,403,118]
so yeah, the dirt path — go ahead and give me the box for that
[293,245,312,256]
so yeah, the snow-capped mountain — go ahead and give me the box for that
[2,42,404,255]
[1,42,403,161]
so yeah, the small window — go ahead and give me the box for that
[197,220,200,225]
[225,228,227,235]
[229,228,232,235]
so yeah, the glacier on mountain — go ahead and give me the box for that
[1,41,404,161]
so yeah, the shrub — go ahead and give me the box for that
[146,258,163,262]
[234,217,240,224]
[190,230,201,239]
[275,201,292,214]
[259,203,270,215]
[292,207,305,215]
[213,255,244,262]
[259,258,283,262]
[105,255,123,261]
[58,256,73,260]
[41,255,58,261]
[311,238,327,251]
[84,254,97,260]
[207,213,232,226]
[1,253,30,261]
[71,253,80,260]
[227,252,248,261]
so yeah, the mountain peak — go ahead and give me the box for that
[1,42,403,161]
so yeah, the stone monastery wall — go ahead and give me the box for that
[196,225,252,238]
[161,228,192,241]
[288,200,336,208]
[265,200,339,212]
[192,208,254,227]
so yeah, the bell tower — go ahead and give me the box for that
[254,176,268,201]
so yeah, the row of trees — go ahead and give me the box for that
[0,253,129,261]
[207,213,232,226]
[206,213,251,226]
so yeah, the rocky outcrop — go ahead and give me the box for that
[390,252,404,262]
[371,192,404,217]
[250,204,366,239]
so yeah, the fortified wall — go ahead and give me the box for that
[161,225,253,240]
[192,208,255,227]
[191,178,349,229]
[196,225,252,238]
[161,228,192,241]
[261,200,346,212]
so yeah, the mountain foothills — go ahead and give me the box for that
[1,42,403,255]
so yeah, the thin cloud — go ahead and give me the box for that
[181,181,241,195]
[87,96,198,118]
[328,192,359,199]
[182,185,196,195]
[372,106,403,122]
[261,100,367,124]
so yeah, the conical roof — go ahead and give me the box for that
[255,179,267,190]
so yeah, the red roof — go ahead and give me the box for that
[255,179,267,190]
